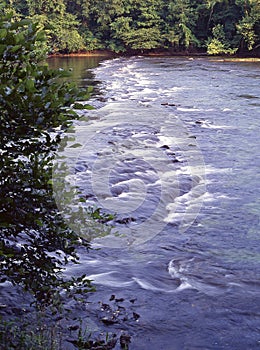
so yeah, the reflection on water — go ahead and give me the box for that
[47,55,110,88]
[52,56,260,349]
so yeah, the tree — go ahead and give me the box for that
[203,0,244,53]
[207,23,237,53]
[9,0,86,53]
[4,0,260,54]
[49,12,86,53]
[236,0,260,50]
[0,10,93,307]
[83,0,127,51]
[205,0,223,32]
[162,0,199,50]
[110,0,163,51]
[26,0,66,16]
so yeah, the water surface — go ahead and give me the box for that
[51,56,260,349]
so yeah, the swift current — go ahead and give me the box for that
[52,56,260,349]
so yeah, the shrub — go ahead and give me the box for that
[0,10,93,308]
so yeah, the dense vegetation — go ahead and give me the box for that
[4,0,260,55]
[0,7,124,349]
[0,7,95,309]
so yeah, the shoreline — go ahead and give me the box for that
[49,49,260,62]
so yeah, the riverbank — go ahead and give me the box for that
[49,48,260,61]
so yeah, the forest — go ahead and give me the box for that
[5,0,260,55]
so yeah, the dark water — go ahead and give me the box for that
[51,57,260,349]
[47,55,109,88]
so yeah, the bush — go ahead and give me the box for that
[207,24,237,55]
[0,11,93,308]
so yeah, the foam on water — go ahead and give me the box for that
[86,272,134,288]
[90,57,259,346]
[168,259,230,296]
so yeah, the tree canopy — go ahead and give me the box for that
[5,0,260,55]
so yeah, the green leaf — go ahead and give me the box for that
[35,30,46,41]
[10,45,21,53]
[0,28,7,39]
[15,32,25,43]
[26,79,35,92]
[73,103,85,109]
[69,143,82,148]
[83,104,95,110]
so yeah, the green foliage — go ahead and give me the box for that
[162,0,199,49]
[207,23,237,54]
[82,28,105,51]
[236,0,260,50]
[108,0,163,51]
[5,0,260,57]
[26,0,86,53]
[0,316,62,350]
[0,11,94,308]
[120,26,163,50]
[49,13,86,53]
[207,37,226,54]
[236,16,256,50]
[27,0,66,16]
[0,315,118,350]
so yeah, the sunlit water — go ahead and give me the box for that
[51,56,260,349]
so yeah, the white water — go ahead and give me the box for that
[53,56,260,349]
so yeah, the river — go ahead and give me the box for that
[49,56,260,349]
